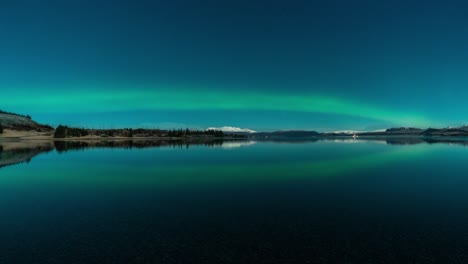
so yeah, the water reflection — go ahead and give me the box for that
[0,139,236,169]
[53,139,226,153]
[0,141,53,168]
[385,137,468,146]
[1,137,468,170]
[221,141,257,149]
[1,137,468,263]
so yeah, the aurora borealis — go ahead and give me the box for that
[2,1,468,131]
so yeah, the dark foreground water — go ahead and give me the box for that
[1,138,468,263]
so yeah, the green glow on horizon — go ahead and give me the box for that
[1,85,432,127]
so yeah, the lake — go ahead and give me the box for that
[1,138,468,263]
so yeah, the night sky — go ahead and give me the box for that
[2,0,468,131]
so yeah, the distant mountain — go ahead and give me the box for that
[359,127,424,136]
[420,127,468,136]
[245,126,468,139]
[249,130,320,139]
[358,126,468,137]
[206,126,257,133]
[0,112,53,132]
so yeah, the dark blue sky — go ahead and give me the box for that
[2,0,468,131]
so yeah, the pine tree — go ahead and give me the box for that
[54,125,68,138]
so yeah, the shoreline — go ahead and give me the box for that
[2,129,468,142]
[0,129,246,142]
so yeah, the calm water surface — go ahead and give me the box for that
[1,139,468,263]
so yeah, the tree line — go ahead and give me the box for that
[54,125,89,138]
[53,125,243,139]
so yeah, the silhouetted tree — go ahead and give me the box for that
[54,125,68,138]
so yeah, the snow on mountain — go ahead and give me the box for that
[206,126,257,133]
